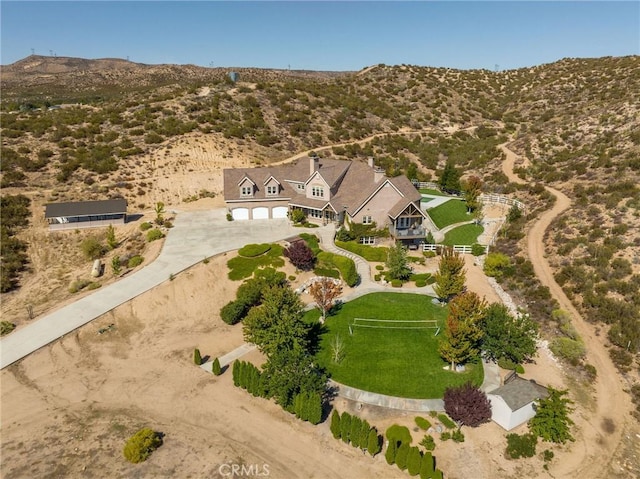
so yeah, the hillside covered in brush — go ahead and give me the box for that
[1,55,639,367]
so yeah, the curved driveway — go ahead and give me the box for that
[0,210,301,369]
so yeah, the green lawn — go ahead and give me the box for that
[426,199,471,229]
[308,293,483,399]
[227,244,285,280]
[441,224,484,246]
[419,188,449,197]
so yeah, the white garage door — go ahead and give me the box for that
[272,206,288,219]
[232,208,249,220]
[252,207,269,219]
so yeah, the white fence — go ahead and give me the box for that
[422,244,486,255]
[412,181,527,214]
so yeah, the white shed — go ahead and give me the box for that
[487,375,549,431]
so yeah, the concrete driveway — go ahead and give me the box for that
[0,210,300,369]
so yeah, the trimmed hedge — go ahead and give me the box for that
[437,413,457,429]
[238,243,271,257]
[317,251,359,287]
[386,424,412,446]
[415,416,432,430]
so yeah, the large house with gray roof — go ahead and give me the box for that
[223,157,429,244]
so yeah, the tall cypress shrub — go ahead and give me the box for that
[385,439,397,465]
[419,452,434,479]
[211,357,222,376]
[359,421,371,450]
[350,417,362,448]
[193,348,202,365]
[330,410,341,439]
[232,360,240,386]
[396,443,410,471]
[307,393,322,425]
[367,429,381,457]
[407,446,422,476]
[340,412,351,443]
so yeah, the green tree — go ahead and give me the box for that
[367,428,381,456]
[242,285,309,357]
[439,158,461,193]
[330,410,341,439]
[433,247,466,302]
[481,304,538,364]
[425,231,435,245]
[386,242,412,281]
[123,428,163,464]
[261,347,327,409]
[420,452,435,478]
[111,255,121,276]
[439,292,486,368]
[193,348,202,365]
[211,357,222,376]
[407,446,422,476]
[106,224,118,250]
[154,201,165,225]
[463,175,483,213]
[385,438,397,465]
[529,388,574,443]
[350,416,362,448]
[395,443,410,470]
[507,203,522,222]
[483,252,512,279]
[341,411,352,443]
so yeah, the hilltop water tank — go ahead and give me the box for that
[228,71,239,83]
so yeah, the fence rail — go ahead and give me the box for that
[422,244,486,255]
[412,181,527,214]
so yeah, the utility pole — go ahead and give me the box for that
[31,48,35,55]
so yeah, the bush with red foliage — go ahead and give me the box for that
[443,382,492,427]
[284,240,316,271]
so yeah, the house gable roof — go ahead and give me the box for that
[488,376,549,412]
[45,199,127,218]
[238,175,256,187]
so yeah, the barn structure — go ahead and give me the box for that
[45,199,127,231]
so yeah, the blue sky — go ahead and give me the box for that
[1,1,638,71]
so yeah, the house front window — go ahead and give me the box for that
[267,185,278,196]
[312,186,324,198]
[241,186,253,197]
[396,217,411,229]
[363,215,372,225]
[309,209,322,219]
[360,236,375,245]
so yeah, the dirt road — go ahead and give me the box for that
[500,141,632,478]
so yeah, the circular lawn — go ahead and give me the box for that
[308,292,484,399]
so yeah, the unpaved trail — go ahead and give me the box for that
[501,141,632,478]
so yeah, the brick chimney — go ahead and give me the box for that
[310,157,319,175]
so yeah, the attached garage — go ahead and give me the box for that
[272,206,288,219]
[252,207,269,219]
[231,208,249,220]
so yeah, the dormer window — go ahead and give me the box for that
[267,185,278,196]
[241,186,253,197]
[312,186,324,198]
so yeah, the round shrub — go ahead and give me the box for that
[471,243,485,256]
[423,251,436,258]
[386,424,412,446]
[1,321,16,336]
[220,300,248,325]
[375,265,384,271]
[146,229,164,242]
[415,416,432,430]
[374,274,382,282]
[415,279,427,287]
[140,222,152,231]
[391,279,402,288]
[128,255,144,268]
[238,243,271,257]
[123,428,163,463]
